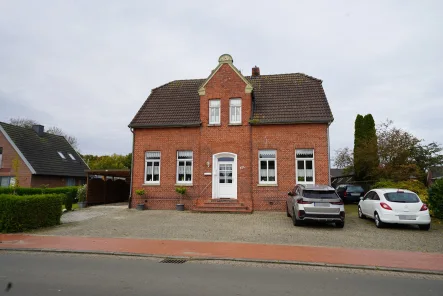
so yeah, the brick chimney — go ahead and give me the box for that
[32,125,44,136]
[252,66,260,77]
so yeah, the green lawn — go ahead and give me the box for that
[344,203,359,217]
[62,203,79,211]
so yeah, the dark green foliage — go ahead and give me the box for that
[373,179,428,202]
[64,193,73,211]
[81,153,132,170]
[0,186,78,197]
[0,194,64,233]
[354,114,378,181]
[428,179,443,219]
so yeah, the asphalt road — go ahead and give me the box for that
[0,252,442,296]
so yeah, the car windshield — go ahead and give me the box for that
[303,190,338,199]
[384,192,419,203]
[347,186,364,193]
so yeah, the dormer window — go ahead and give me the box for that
[68,153,76,160]
[229,98,241,124]
[209,99,220,124]
[58,151,66,159]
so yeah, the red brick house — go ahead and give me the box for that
[0,122,88,187]
[129,54,333,212]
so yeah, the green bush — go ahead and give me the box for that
[428,179,443,219]
[0,186,79,198]
[65,194,73,211]
[0,194,64,233]
[76,184,87,202]
[372,179,428,202]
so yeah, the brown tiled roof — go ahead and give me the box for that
[129,73,333,127]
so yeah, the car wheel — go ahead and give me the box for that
[374,212,384,228]
[358,206,365,219]
[335,221,345,228]
[292,209,303,226]
[286,202,291,217]
[419,224,431,231]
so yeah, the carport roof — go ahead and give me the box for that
[86,169,130,178]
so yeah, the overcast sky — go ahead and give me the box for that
[1,0,442,161]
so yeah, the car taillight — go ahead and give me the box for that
[420,204,428,211]
[330,201,344,205]
[297,199,312,204]
[343,191,347,197]
[380,202,392,210]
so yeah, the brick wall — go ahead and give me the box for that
[131,63,330,211]
[0,132,32,187]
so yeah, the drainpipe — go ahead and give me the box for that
[327,124,331,186]
[129,128,135,209]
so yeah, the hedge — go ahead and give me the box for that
[0,186,78,196]
[0,194,64,233]
[428,179,443,219]
[372,180,428,202]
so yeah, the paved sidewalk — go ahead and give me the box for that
[1,234,443,273]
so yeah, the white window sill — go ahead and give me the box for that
[257,183,278,187]
[228,123,242,126]
[142,183,160,186]
[175,183,193,187]
[207,123,221,127]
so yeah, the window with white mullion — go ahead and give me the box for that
[296,149,315,184]
[259,150,277,184]
[145,151,161,183]
[229,98,241,124]
[209,100,220,124]
[177,151,193,183]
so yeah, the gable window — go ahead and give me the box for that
[68,153,76,160]
[209,99,220,124]
[0,176,11,187]
[177,151,193,184]
[58,151,66,159]
[296,149,314,184]
[0,147,3,168]
[229,98,241,124]
[259,150,277,184]
[145,151,160,184]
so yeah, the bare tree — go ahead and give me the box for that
[9,117,40,128]
[333,147,354,170]
[9,117,79,151]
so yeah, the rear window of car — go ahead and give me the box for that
[346,186,364,193]
[303,190,338,199]
[384,192,420,203]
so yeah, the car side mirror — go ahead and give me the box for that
[360,196,364,200]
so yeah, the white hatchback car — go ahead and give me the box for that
[358,188,431,230]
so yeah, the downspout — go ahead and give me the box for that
[327,123,331,186]
[129,128,135,209]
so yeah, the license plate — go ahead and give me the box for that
[399,215,416,220]
[314,203,330,207]
[351,193,360,196]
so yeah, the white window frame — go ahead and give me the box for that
[209,99,221,124]
[229,98,242,124]
[258,150,277,185]
[57,151,66,159]
[296,149,315,185]
[145,151,161,184]
[176,151,193,184]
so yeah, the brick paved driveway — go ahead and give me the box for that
[31,204,443,253]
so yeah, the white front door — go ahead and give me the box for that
[218,161,235,198]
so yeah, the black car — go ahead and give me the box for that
[335,184,365,203]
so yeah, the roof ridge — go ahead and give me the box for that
[245,72,322,82]
[0,121,66,138]
[151,78,205,91]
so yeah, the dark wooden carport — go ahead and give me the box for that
[86,169,131,205]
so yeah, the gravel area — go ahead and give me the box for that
[31,204,443,253]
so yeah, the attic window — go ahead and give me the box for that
[58,152,66,159]
[68,153,76,160]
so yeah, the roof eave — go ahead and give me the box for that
[129,122,202,129]
[248,119,333,126]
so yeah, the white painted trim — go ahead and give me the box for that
[144,151,161,184]
[229,98,242,124]
[258,149,277,185]
[0,125,36,174]
[176,150,193,184]
[212,152,237,199]
[295,149,315,185]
